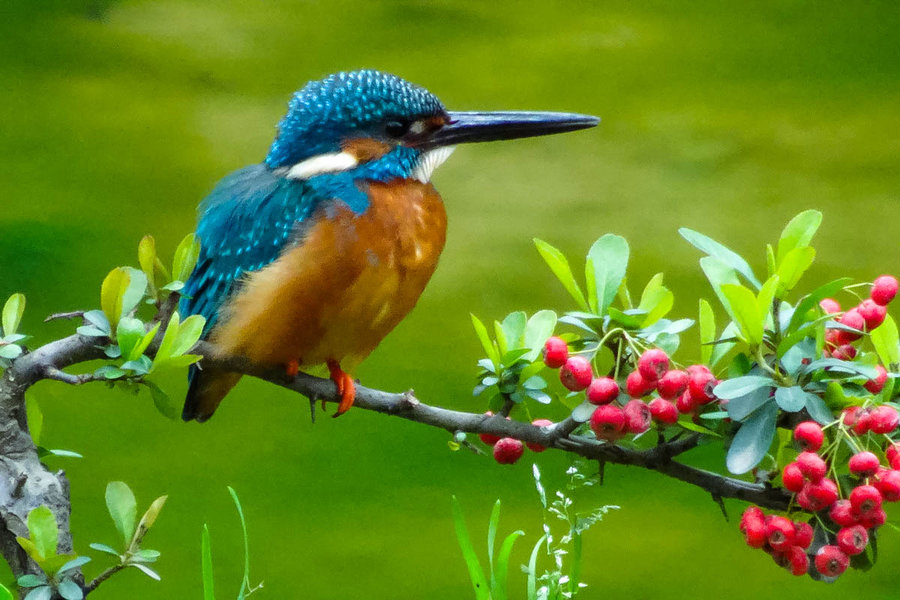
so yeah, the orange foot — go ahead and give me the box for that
[327,359,356,417]
[285,359,300,378]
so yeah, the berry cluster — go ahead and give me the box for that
[481,412,554,464]
[821,275,898,360]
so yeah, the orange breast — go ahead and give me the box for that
[210,179,447,371]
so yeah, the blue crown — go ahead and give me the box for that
[265,70,446,168]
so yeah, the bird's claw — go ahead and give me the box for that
[327,360,356,417]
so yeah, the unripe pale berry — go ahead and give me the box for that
[782,463,805,493]
[560,356,593,391]
[590,405,625,441]
[793,421,824,452]
[637,348,669,382]
[586,377,619,405]
[871,275,899,306]
[648,398,678,425]
[625,370,655,397]
[793,522,814,549]
[850,485,883,515]
[656,369,688,399]
[815,545,849,578]
[526,419,554,452]
[542,336,569,368]
[858,299,887,331]
[493,437,524,464]
[849,451,881,477]
[623,399,651,434]
[869,405,899,434]
[796,451,827,482]
[819,298,841,314]
[874,469,900,502]
[829,500,858,527]
[865,365,889,394]
[837,525,868,556]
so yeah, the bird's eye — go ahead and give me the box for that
[384,120,410,138]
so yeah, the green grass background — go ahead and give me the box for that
[2,0,899,597]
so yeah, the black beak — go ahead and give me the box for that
[415,111,599,150]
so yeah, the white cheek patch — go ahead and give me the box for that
[283,151,359,180]
[411,146,456,183]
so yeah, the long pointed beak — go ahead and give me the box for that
[416,111,599,149]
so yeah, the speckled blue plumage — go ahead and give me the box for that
[266,69,445,167]
[180,70,444,336]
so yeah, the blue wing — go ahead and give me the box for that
[179,164,320,334]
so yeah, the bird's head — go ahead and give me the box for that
[265,69,597,184]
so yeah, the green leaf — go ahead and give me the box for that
[57,580,83,600]
[146,381,178,420]
[726,386,774,422]
[23,586,51,600]
[487,500,500,589]
[153,311,181,367]
[586,234,629,316]
[726,402,777,474]
[677,420,722,437]
[27,506,58,561]
[571,402,595,423]
[131,563,161,581]
[128,322,161,362]
[637,273,673,327]
[89,543,119,556]
[776,210,822,267]
[526,535,546,600]
[500,312,527,351]
[100,268,130,335]
[471,315,499,367]
[133,495,168,547]
[170,315,204,357]
[766,244,777,278]
[756,275,779,325]
[700,257,741,322]
[227,487,253,600]
[172,233,201,283]
[450,496,489,600]
[120,267,148,317]
[680,228,761,289]
[699,299,715,366]
[492,321,508,357]
[17,575,44,589]
[201,524,215,600]
[105,482,137,547]
[714,376,775,400]
[721,284,764,345]
[775,247,815,296]
[785,277,852,334]
[871,315,900,368]
[775,386,806,412]
[493,529,524,600]
[523,310,557,362]
[116,317,146,363]
[138,235,158,292]
[2,293,25,337]
[533,239,589,311]
[804,393,834,425]
[0,583,13,600]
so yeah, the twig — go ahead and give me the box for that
[44,311,86,323]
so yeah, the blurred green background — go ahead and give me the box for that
[2,0,900,597]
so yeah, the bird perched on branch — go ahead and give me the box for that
[180,69,598,422]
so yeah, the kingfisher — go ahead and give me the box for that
[180,69,597,422]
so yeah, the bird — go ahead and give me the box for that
[179,69,598,422]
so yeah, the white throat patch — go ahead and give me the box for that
[283,151,359,180]
[411,146,456,183]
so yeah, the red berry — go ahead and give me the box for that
[805,478,839,510]
[526,419,554,452]
[586,377,619,405]
[838,309,865,341]
[849,451,881,477]
[560,356,593,391]
[865,365,889,394]
[648,398,678,425]
[793,522,814,549]
[857,507,887,529]
[793,421,824,452]
[637,349,669,382]
[625,370,655,397]
[623,399,651,434]
[820,298,841,314]
[858,299,887,331]
[837,525,869,556]
[796,451,827,482]
[542,336,569,368]
[869,405,899,434]
[824,328,842,349]
[493,437,524,464]
[842,406,862,427]
[850,485,883,515]
[740,506,764,529]
[675,390,695,414]
[874,469,900,502]
[815,545,849,578]
[688,369,717,404]
[787,546,809,576]
[782,463,805,493]
[765,516,795,551]
[656,369,688,399]
[479,412,505,445]
[887,443,900,470]
[831,344,857,361]
[871,275,899,306]
[849,407,872,435]
[590,405,625,441]
[742,518,767,548]
[830,500,858,527]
